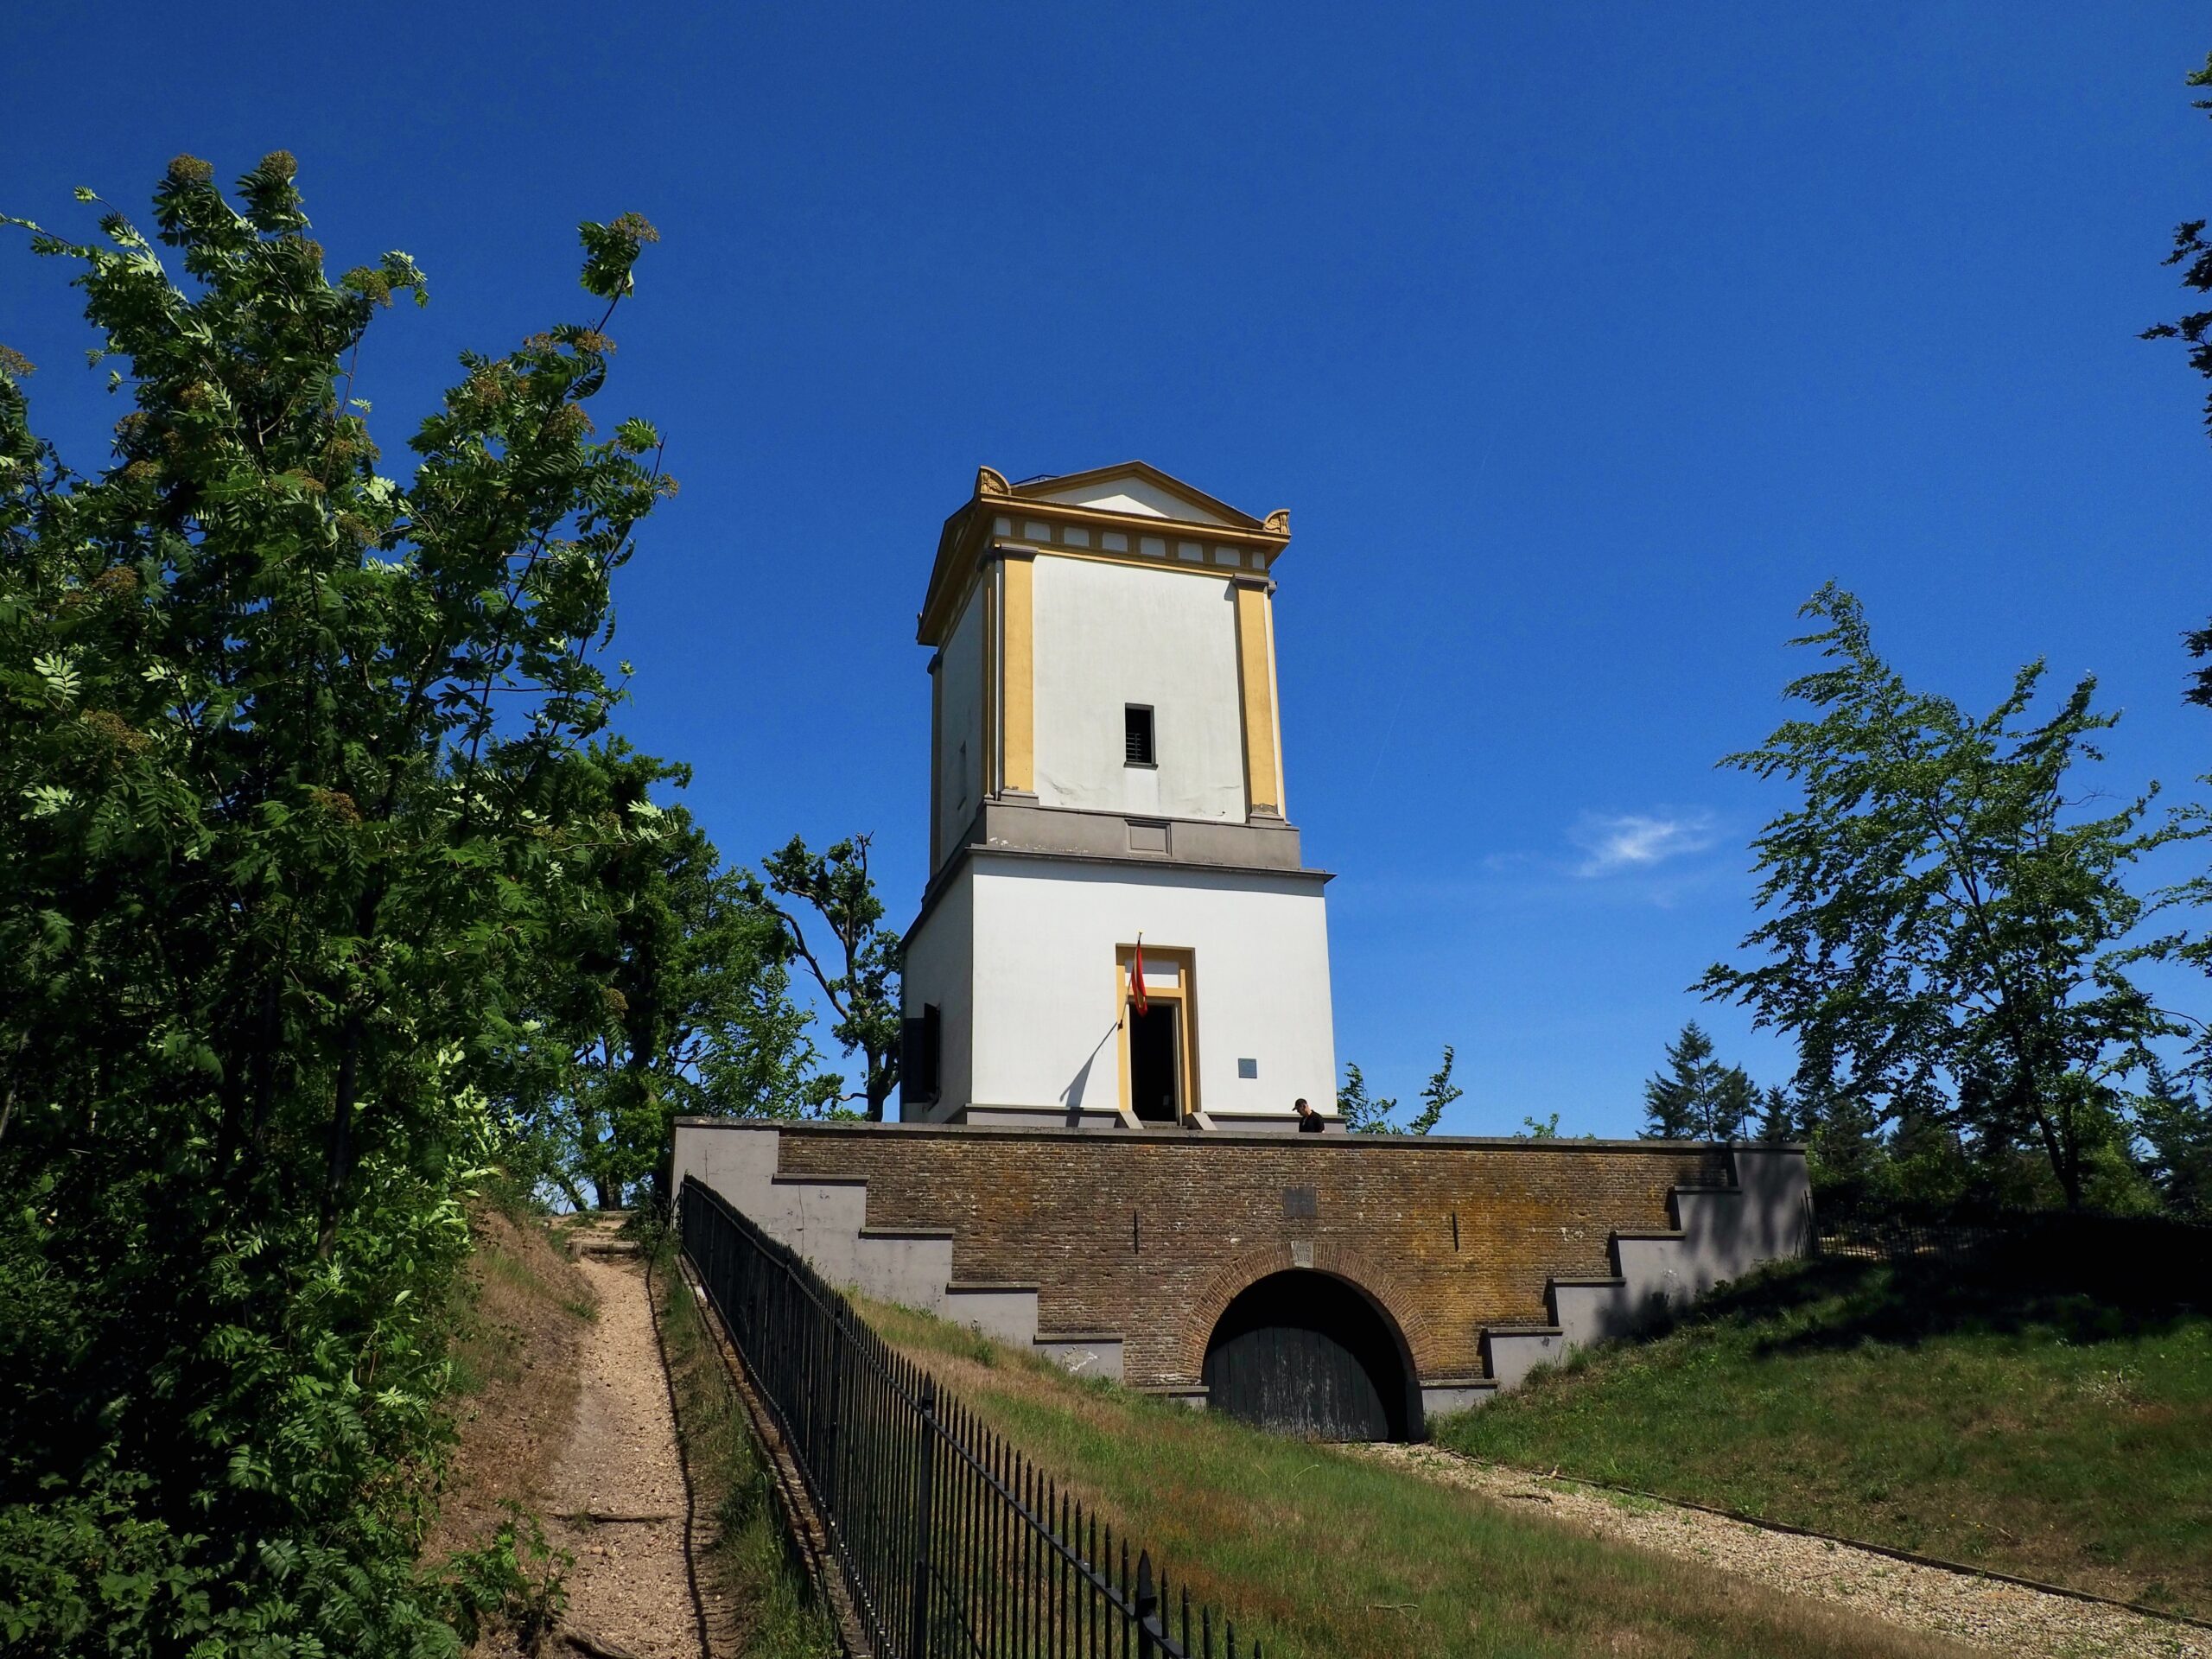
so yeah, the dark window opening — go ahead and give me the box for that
[1124,704,1156,767]
[899,1003,942,1110]
[1128,999,1180,1123]
[1202,1271,1416,1441]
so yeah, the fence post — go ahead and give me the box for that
[907,1375,938,1659]
[1135,1550,1161,1658]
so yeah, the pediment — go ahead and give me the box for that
[1013,461,1261,531]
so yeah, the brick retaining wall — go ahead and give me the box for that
[674,1119,1808,1408]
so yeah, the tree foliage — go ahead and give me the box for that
[1641,1021,1754,1141]
[0,156,688,1653]
[753,834,902,1119]
[1700,586,2171,1208]
[1338,1047,1460,1135]
[501,742,824,1210]
[2136,1060,2212,1222]
[2144,50,2212,708]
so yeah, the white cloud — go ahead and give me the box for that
[1570,810,1719,878]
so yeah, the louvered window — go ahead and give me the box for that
[1124,705,1155,767]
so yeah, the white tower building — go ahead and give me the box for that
[899,462,1338,1130]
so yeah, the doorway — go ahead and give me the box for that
[1127,1000,1181,1123]
[1117,944,1197,1124]
[1202,1271,1417,1441]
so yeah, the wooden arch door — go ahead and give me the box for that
[1200,1270,1415,1442]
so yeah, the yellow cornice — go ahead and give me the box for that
[1001,496,1290,548]
[918,471,1292,646]
[1007,459,1265,531]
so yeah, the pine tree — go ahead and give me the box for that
[1643,1022,1760,1141]
[1643,1022,1717,1139]
[2139,1059,2212,1222]
[1755,1084,1798,1142]
[1704,1063,1756,1141]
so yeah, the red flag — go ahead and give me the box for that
[1131,938,1147,1017]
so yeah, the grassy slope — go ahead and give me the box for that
[1432,1255,2212,1618]
[427,1203,597,1564]
[656,1246,840,1659]
[861,1298,1975,1659]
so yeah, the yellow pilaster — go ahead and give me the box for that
[1233,579,1281,817]
[1001,552,1035,794]
[981,563,999,796]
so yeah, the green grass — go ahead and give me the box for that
[655,1250,840,1659]
[442,1203,592,1402]
[1431,1254,2212,1618]
[860,1296,1977,1659]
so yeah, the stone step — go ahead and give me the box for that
[1419,1375,1499,1415]
[1033,1329,1125,1382]
[944,1281,1042,1346]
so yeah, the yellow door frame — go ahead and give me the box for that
[1116,944,1199,1124]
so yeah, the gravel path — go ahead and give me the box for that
[1363,1444,2208,1659]
[544,1247,706,1659]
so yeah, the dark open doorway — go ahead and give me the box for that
[1201,1271,1418,1441]
[1127,1001,1180,1123]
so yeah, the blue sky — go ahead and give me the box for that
[5,3,2208,1135]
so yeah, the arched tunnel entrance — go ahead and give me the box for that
[1200,1270,1419,1442]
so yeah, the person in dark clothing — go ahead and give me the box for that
[1294,1097,1325,1132]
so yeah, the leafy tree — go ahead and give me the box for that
[2143,54,2212,1098]
[1641,1021,1753,1141]
[753,834,902,1119]
[1700,586,2171,1208]
[1338,1048,1460,1134]
[0,157,668,1652]
[2145,50,2212,708]
[510,742,822,1209]
[1406,1046,1463,1134]
[1335,1061,1395,1132]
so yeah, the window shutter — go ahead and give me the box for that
[900,1005,943,1109]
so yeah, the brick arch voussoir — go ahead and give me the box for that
[1176,1239,1433,1382]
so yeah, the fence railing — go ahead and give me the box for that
[1810,1210,2008,1267]
[1808,1201,2212,1297]
[678,1174,1262,1659]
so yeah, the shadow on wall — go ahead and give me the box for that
[1634,1215,2212,1358]
[1059,1018,1122,1124]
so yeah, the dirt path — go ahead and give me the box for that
[1363,1443,2209,1659]
[544,1244,706,1659]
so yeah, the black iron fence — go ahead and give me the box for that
[1810,1208,2008,1267]
[678,1174,1262,1659]
[1808,1199,2212,1302]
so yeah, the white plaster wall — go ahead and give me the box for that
[1033,475,1230,523]
[935,582,984,860]
[1031,555,1245,822]
[968,857,1334,1118]
[900,863,974,1121]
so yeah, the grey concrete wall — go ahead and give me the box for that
[1551,1147,1813,1351]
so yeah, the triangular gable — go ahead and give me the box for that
[1014,461,1262,531]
